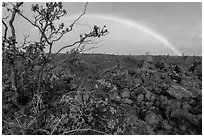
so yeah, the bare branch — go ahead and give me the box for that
[62,128,108,135]
[86,22,92,32]
[51,31,67,43]
[50,3,88,44]
[18,12,42,32]
[2,20,8,40]
[2,15,9,20]
[19,34,30,48]
[18,12,51,45]
[54,23,108,57]
[51,114,66,134]
[68,2,88,32]
[55,40,83,54]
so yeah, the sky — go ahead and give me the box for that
[2,2,202,55]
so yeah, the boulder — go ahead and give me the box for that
[110,91,121,101]
[137,94,144,103]
[145,112,162,125]
[150,95,156,102]
[167,85,193,100]
[121,98,133,105]
[123,115,155,135]
[142,62,156,70]
[162,120,172,130]
[159,95,168,102]
[186,114,202,127]
[145,90,152,101]
[134,78,142,87]
[132,86,147,97]
[121,88,130,98]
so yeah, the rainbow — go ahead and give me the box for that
[61,14,182,55]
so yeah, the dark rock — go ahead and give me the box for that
[142,62,156,70]
[174,65,182,73]
[162,120,172,130]
[160,99,183,120]
[145,112,162,125]
[145,102,153,110]
[194,64,202,78]
[150,95,156,102]
[186,114,202,127]
[121,98,133,105]
[131,86,146,97]
[133,78,142,87]
[123,115,155,135]
[121,88,130,98]
[159,95,168,102]
[142,75,150,86]
[110,91,121,101]
[149,106,161,115]
[156,130,171,135]
[145,90,152,101]
[137,94,144,103]
[167,85,193,100]
[155,62,165,69]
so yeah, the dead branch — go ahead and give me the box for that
[2,20,8,40]
[55,40,85,55]
[19,34,30,48]
[49,2,88,49]
[51,114,66,134]
[68,2,88,32]
[62,128,108,135]
[18,12,52,45]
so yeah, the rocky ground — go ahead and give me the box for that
[2,54,202,135]
[90,58,202,134]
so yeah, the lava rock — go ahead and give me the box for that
[137,94,144,103]
[167,85,193,100]
[142,62,156,70]
[124,115,155,135]
[150,95,156,102]
[134,78,142,86]
[131,86,146,97]
[162,120,172,130]
[159,95,168,102]
[110,91,121,101]
[145,112,162,125]
[186,114,202,127]
[121,88,130,98]
[145,90,152,101]
[121,98,133,105]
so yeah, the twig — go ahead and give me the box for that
[62,128,109,135]
[2,119,14,125]
[26,117,37,129]
[18,12,51,45]
[18,34,30,48]
[49,2,88,55]
[86,22,92,32]
[68,2,88,32]
[55,40,83,55]
[2,20,8,39]
[13,115,22,128]
[51,114,66,134]
[36,129,50,134]
[13,114,25,135]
